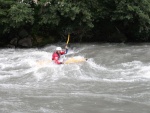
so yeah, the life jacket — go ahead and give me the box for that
[52,52,60,60]
[52,51,65,64]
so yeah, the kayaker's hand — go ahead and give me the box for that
[60,62,64,64]
[65,45,68,49]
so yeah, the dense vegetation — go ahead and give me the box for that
[1,0,150,47]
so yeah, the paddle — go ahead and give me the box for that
[63,34,88,64]
[65,34,70,54]
[66,34,88,61]
[60,34,70,63]
[66,34,70,45]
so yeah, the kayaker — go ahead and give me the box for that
[52,45,68,64]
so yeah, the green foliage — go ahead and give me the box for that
[93,0,150,41]
[38,1,60,26]
[38,0,93,36]
[8,2,34,28]
[112,0,150,32]
[0,0,34,34]
[0,0,14,33]
[1,0,150,44]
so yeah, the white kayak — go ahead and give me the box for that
[64,56,87,64]
[36,56,87,66]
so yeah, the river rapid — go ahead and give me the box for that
[0,43,150,113]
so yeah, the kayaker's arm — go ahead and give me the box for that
[54,57,63,64]
[65,45,68,54]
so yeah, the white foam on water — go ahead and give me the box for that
[0,83,31,89]
[137,64,150,79]
[0,47,148,84]
[102,78,138,83]
[87,58,107,71]
[0,50,51,81]
[1,44,150,113]
[119,61,150,81]
[121,61,143,68]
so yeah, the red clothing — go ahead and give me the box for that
[52,51,65,64]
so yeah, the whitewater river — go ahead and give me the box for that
[0,43,150,113]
